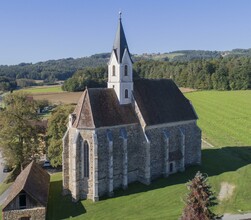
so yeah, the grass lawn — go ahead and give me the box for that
[19,85,63,93]
[47,90,251,219]
[185,90,251,147]
[47,146,251,219]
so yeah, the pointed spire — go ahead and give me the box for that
[113,12,132,63]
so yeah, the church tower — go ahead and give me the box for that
[108,13,133,105]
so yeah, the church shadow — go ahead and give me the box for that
[47,180,86,220]
[101,146,251,200]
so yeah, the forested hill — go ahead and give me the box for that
[1,49,251,81]
[1,49,251,92]
[0,53,110,81]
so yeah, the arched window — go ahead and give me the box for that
[84,141,89,178]
[125,89,128,98]
[112,65,116,76]
[124,65,128,76]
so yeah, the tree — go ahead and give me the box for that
[181,171,217,220]
[0,92,41,170]
[47,104,74,167]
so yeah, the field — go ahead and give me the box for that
[18,85,83,104]
[185,90,251,147]
[46,90,251,219]
[18,86,195,105]
[20,85,63,93]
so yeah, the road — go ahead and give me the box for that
[0,151,11,205]
[223,213,251,220]
[0,151,8,183]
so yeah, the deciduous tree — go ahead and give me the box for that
[0,92,41,170]
[47,104,74,167]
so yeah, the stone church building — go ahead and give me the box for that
[62,15,201,202]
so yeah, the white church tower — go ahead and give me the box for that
[108,13,133,105]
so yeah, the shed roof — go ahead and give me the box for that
[2,161,50,210]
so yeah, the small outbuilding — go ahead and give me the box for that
[2,161,50,220]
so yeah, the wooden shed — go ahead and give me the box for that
[2,161,50,220]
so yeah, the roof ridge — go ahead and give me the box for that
[19,161,34,192]
[2,161,34,209]
[86,89,96,127]
[75,90,87,128]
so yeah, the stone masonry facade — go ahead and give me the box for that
[62,16,201,202]
[63,119,201,201]
[2,207,46,220]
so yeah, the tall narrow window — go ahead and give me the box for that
[169,163,173,173]
[112,65,116,76]
[84,141,89,178]
[124,65,128,76]
[19,191,26,209]
[125,89,128,98]
[80,139,84,179]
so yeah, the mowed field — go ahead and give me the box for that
[46,90,251,220]
[186,90,251,147]
[20,85,83,104]
[20,86,195,105]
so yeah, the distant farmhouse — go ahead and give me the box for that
[63,15,201,202]
[2,161,50,220]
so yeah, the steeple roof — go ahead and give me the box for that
[113,15,132,63]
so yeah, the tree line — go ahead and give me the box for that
[134,56,251,90]
[0,55,109,82]
[1,50,251,92]
[62,56,251,91]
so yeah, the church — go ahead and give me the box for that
[62,15,201,202]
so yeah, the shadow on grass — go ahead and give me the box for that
[47,180,86,220]
[47,146,251,219]
[101,146,251,200]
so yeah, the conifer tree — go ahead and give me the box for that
[181,171,217,220]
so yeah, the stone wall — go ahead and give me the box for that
[76,129,95,200]
[96,124,140,197]
[184,122,201,165]
[63,127,96,201]
[62,129,70,193]
[3,207,46,220]
[63,119,201,202]
[145,120,201,180]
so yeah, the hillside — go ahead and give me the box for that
[1,48,251,83]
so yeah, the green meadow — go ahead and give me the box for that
[186,90,251,147]
[37,90,251,219]
[20,85,63,93]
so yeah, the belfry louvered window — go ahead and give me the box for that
[112,65,116,76]
[124,65,128,76]
[125,89,128,98]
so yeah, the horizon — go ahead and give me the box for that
[1,47,251,66]
[1,0,251,65]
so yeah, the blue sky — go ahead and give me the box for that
[0,0,251,65]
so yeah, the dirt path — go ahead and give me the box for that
[218,182,235,201]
